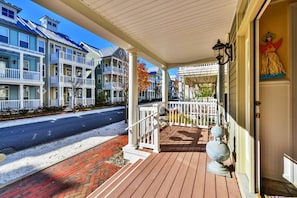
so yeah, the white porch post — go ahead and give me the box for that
[162,67,168,105]
[39,85,43,107]
[39,56,43,107]
[128,49,138,148]
[19,84,24,109]
[19,52,24,81]
[58,63,63,106]
[178,75,184,100]
[19,52,24,109]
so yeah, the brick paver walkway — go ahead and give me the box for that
[0,135,128,198]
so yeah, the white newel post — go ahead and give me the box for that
[162,67,168,106]
[153,103,160,153]
[128,49,138,148]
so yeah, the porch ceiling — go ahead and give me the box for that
[32,0,238,68]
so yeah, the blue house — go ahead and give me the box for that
[0,0,44,111]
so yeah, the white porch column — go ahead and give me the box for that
[39,56,43,82]
[19,84,24,109]
[162,68,168,105]
[178,75,184,100]
[58,63,63,106]
[110,88,114,104]
[39,85,43,107]
[39,56,43,107]
[19,52,24,80]
[128,49,138,148]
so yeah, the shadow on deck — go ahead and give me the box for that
[160,125,209,152]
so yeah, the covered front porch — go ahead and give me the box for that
[88,125,241,197]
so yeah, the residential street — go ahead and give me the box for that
[0,107,125,153]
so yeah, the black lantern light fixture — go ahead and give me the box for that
[212,39,233,65]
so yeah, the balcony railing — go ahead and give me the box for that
[103,82,124,89]
[50,51,94,66]
[50,75,94,87]
[23,71,40,81]
[0,68,20,79]
[103,66,126,75]
[0,68,41,81]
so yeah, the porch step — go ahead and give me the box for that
[87,159,143,198]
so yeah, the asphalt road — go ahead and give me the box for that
[0,109,125,152]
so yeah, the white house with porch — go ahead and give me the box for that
[27,16,96,108]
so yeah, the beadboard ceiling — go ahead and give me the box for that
[33,0,238,68]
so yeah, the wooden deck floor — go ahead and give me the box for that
[89,126,242,198]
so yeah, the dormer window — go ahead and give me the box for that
[40,16,59,32]
[2,7,14,19]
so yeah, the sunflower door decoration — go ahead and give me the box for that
[259,32,286,80]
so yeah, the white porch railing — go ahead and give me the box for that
[126,104,160,153]
[23,71,40,81]
[0,68,40,81]
[85,98,94,106]
[23,99,41,109]
[0,99,41,111]
[0,100,20,111]
[50,51,94,66]
[103,66,125,75]
[74,98,83,105]
[0,68,20,79]
[138,105,160,152]
[50,99,59,107]
[129,100,217,152]
[168,101,217,128]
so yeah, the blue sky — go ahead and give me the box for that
[6,0,177,76]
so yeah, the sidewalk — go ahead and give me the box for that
[0,106,128,196]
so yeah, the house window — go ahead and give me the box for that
[2,7,14,19]
[19,33,29,48]
[77,52,83,63]
[24,86,29,100]
[38,40,45,53]
[0,59,7,76]
[78,89,82,98]
[66,48,73,60]
[0,85,8,100]
[23,60,29,71]
[42,64,46,78]
[86,89,91,98]
[0,26,8,43]
[66,68,71,76]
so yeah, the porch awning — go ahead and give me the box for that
[184,75,217,86]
